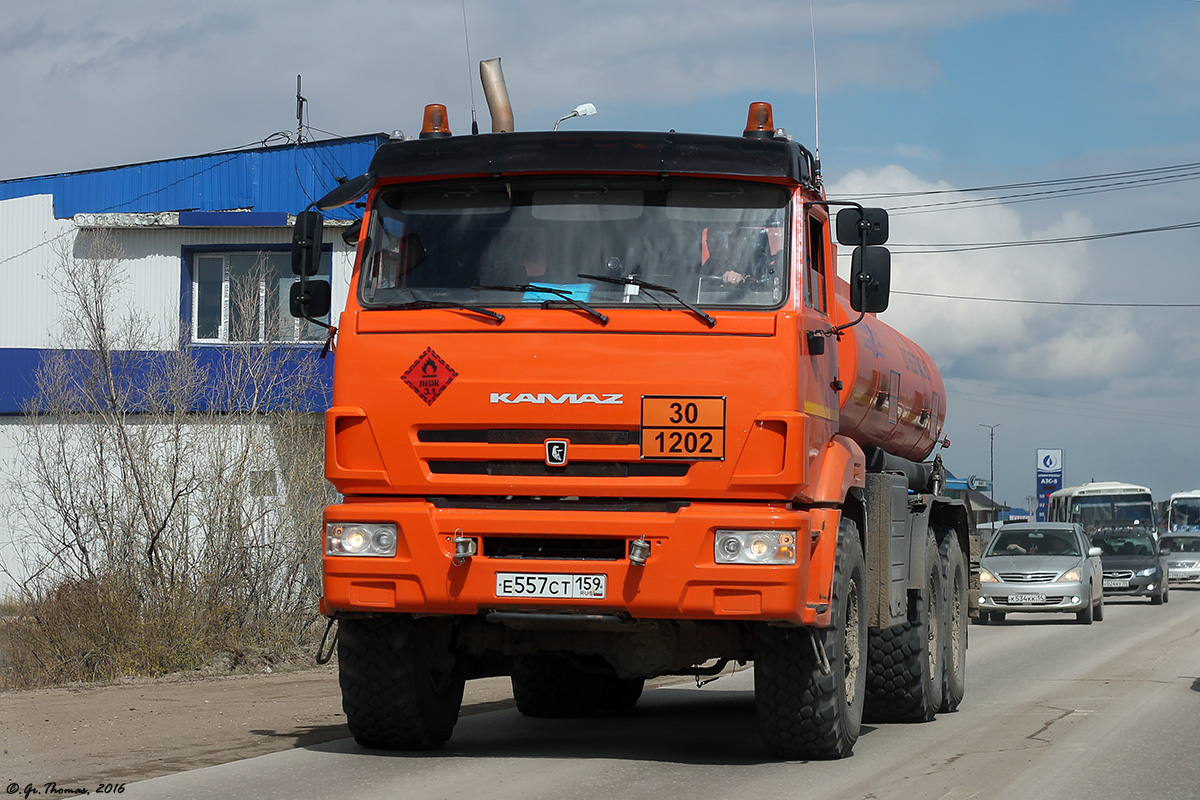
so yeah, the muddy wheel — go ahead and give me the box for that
[937,531,968,713]
[338,615,465,750]
[864,532,944,723]
[511,654,604,718]
[754,518,866,760]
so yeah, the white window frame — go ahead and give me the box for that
[191,250,329,344]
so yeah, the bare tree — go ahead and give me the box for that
[1,232,331,688]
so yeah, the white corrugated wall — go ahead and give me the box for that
[0,194,355,351]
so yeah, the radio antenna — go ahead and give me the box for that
[461,0,479,135]
[296,74,307,143]
[809,0,821,179]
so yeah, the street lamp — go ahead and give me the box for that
[979,423,1000,523]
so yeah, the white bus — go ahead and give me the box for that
[1167,490,1200,531]
[1046,481,1156,530]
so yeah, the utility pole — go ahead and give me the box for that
[979,423,1000,524]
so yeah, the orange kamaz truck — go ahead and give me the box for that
[290,93,970,760]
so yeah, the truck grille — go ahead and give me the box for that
[998,572,1058,583]
[427,461,689,477]
[483,536,626,560]
[419,429,637,445]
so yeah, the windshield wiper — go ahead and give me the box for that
[474,284,609,325]
[402,300,505,323]
[577,274,716,328]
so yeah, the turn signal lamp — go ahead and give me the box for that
[420,104,452,138]
[743,102,775,139]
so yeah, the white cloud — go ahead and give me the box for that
[828,165,1128,384]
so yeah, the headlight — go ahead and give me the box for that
[979,567,998,583]
[326,523,398,557]
[714,530,796,565]
[1135,567,1157,577]
[1055,569,1081,582]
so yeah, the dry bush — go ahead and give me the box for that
[1,231,332,689]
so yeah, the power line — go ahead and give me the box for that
[892,290,1200,308]
[882,220,1200,254]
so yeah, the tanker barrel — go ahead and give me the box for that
[864,445,935,493]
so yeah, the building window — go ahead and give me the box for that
[192,250,330,343]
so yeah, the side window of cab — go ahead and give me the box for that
[805,214,827,313]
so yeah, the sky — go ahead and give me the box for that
[2,0,1199,511]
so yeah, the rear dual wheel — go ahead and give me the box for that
[511,655,645,717]
[864,532,945,723]
[938,532,968,713]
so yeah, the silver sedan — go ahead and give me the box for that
[1161,532,1200,584]
[977,522,1104,624]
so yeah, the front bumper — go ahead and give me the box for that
[320,499,839,626]
[978,580,1089,614]
[1102,573,1163,597]
[1166,563,1200,583]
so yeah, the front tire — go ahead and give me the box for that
[754,518,866,759]
[1076,593,1094,624]
[338,615,465,750]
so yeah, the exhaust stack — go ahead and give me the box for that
[479,58,514,133]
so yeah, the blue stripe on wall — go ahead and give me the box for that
[0,347,334,416]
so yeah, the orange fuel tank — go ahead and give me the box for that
[832,282,946,463]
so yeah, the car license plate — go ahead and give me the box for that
[1103,579,1129,588]
[1008,593,1046,604]
[495,573,607,599]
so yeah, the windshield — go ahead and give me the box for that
[357,177,789,311]
[1070,493,1155,528]
[1092,534,1156,557]
[1169,498,1200,530]
[1161,534,1200,552]
[986,528,1080,557]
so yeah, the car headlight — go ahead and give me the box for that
[326,523,398,557]
[1135,567,1157,577]
[1055,569,1081,582]
[714,530,796,565]
[979,567,998,583]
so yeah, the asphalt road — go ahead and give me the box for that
[128,586,1200,800]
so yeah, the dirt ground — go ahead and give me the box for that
[1,663,521,788]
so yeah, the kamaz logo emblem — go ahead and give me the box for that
[545,439,569,467]
[489,392,624,405]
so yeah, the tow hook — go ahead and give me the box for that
[452,530,478,565]
[629,539,651,566]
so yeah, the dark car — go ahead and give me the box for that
[1090,527,1170,604]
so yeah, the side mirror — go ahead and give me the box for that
[1088,546,1103,557]
[1159,546,1173,556]
[316,173,376,211]
[289,280,331,318]
[849,246,890,313]
[836,207,889,246]
[341,218,362,247]
[292,211,324,276]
